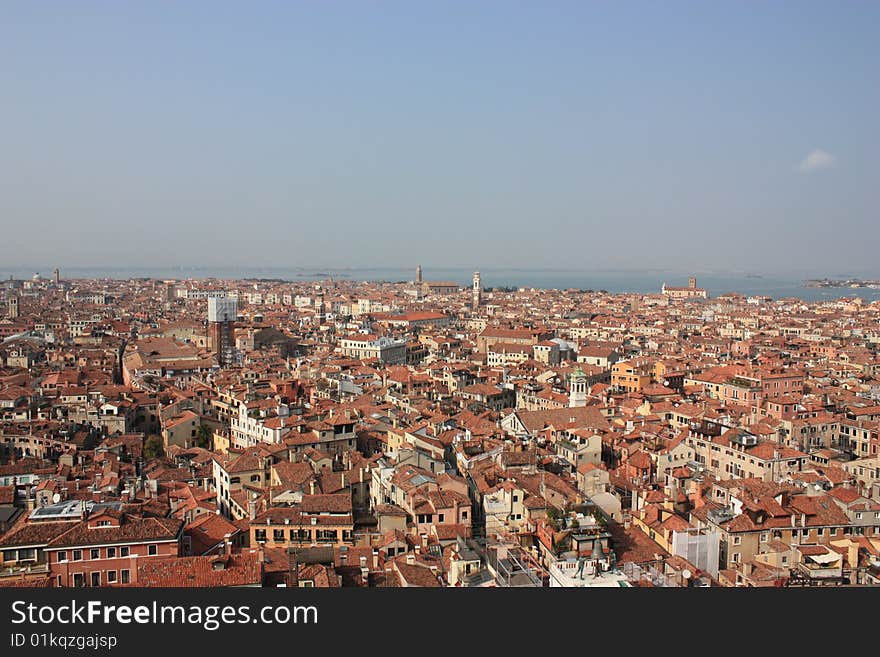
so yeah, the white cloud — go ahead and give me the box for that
[799,148,836,173]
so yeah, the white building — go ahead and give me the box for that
[338,335,406,364]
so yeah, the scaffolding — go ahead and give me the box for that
[621,559,685,587]
[485,538,543,587]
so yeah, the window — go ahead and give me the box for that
[731,553,741,563]
[58,550,68,562]
[73,550,83,561]
[107,571,117,583]
[90,548,100,560]
[107,547,116,559]
[148,545,158,556]
[438,514,445,523]
[273,529,285,542]
[90,572,101,587]
[17,548,36,561]
[121,570,130,584]
[255,529,266,542]
[733,536,742,546]
[120,547,130,557]
[462,511,468,520]
[760,533,768,543]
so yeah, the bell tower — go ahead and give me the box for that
[569,367,588,408]
[472,270,482,309]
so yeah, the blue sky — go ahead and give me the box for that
[1,2,877,275]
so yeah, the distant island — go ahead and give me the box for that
[804,278,880,289]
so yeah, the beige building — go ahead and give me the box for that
[161,410,201,450]
[487,343,532,367]
[338,334,406,364]
[843,457,880,497]
[483,482,528,534]
[661,277,708,299]
[687,428,808,482]
[250,495,354,548]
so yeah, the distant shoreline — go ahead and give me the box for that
[804,278,880,289]
[7,267,880,303]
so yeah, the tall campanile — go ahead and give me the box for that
[472,270,482,309]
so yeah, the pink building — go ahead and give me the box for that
[45,509,182,587]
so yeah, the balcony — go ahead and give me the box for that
[1,562,49,578]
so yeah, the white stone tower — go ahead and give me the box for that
[472,270,482,309]
[569,367,588,408]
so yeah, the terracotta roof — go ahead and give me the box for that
[137,551,262,587]
[46,515,182,549]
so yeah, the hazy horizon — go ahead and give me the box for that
[2,3,877,271]
[4,263,880,279]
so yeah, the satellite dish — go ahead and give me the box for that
[682,569,692,580]
[52,493,61,504]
